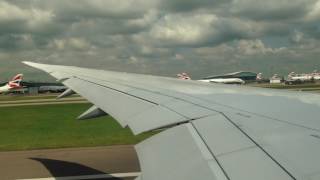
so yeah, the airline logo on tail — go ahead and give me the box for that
[177,72,191,80]
[8,74,23,88]
[0,74,24,93]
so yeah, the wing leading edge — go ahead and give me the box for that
[24,61,320,180]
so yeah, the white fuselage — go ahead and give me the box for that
[198,78,245,84]
[290,75,313,81]
[0,84,11,93]
[288,73,320,81]
[314,75,320,80]
[0,84,23,93]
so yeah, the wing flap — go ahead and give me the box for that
[135,123,228,180]
[225,112,320,179]
[193,115,294,180]
[128,105,186,135]
[136,113,295,180]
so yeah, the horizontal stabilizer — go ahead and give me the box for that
[57,88,75,99]
[78,105,108,120]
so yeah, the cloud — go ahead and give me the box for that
[236,39,287,55]
[0,0,320,81]
[306,0,320,21]
[231,0,316,21]
[149,14,219,46]
[194,39,288,60]
[48,38,91,51]
[158,0,228,12]
[0,1,55,35]
[148,13,257,47]
[290,30,305,44]
[40,0,156,21]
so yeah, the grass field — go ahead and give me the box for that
[0,94,80,101]
[0,103,154,151]
[250,83,320,92]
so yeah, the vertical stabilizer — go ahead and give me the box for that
[8,74,23,88]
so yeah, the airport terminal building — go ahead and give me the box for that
[202,71,258,81]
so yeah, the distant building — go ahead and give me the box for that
[21,82,65,94]
[202,71,258,81]
[39,86,67,93]
[270,74,283,84]
[27,87,39,94]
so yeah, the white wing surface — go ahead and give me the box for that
[24,61,320,180]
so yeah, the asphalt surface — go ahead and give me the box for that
[0,145,140,180]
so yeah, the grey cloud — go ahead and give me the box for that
[36,0,155,21]
[146,14,258,47]
[0,0,320,81]
[306,0,320,21]
[158,0,229,12]
[230,0,316,21]
[301,24,320,39]
[0,34,34,50]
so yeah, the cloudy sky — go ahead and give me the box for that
[0,0,319,81]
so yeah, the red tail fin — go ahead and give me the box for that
[8,74,23,88]
[177,72,191,80]
[11,74,23,81]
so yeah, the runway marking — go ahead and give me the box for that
[17,172,140,180]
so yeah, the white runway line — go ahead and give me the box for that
[17,172,141,180]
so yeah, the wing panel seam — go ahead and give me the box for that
[75,77,159,105]
[190,122,231,180]
[221,113,297,180]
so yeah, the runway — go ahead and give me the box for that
[0,145,140,180]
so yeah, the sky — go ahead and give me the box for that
[0,0,320,81]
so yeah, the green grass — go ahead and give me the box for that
[0,95,56,101]
[0,103,155,151]
[250,83,320,91]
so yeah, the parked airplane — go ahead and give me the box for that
[288,70,320,81]
[177,72,245,84]
[177,72,191,80]
[0,74,24,94]
[311,70,320,80]
[198,78,245,84]
[24,61,320,180]
[288,72,313,81]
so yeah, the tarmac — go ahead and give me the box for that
[0,145,140,180]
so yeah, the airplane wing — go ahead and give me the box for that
[23,61,320,180]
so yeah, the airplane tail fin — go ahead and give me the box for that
[8,74,23,88]
[177,72,191,80]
